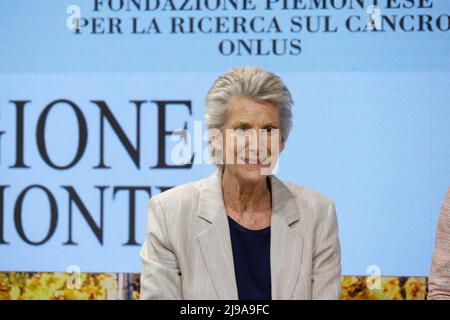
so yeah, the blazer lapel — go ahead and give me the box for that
[269,175,303,300]
[197,169,239,300]
[196,170,303,300]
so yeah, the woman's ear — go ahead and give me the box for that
[210,129,223,151]
[279,136,286,154]
[209,128,225,164]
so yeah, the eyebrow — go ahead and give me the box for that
[233,121,251,127]
[232,121,279,128]
[261,123,279,128]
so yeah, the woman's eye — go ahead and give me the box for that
[235,127,248,134]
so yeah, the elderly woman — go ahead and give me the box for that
[428,186,450,299]
[140,66,341,300]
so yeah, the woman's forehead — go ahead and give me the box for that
[227,97,280,121]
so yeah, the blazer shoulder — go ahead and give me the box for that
[282,181,337,230]
[147,175,209,213]
[283,181,335,224]
[284,181,334,205]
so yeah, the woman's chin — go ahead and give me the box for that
[235,164,271,182]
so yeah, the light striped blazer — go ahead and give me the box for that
[140,169,342,300]
[428,186,450,300]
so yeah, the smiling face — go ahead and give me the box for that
[219,96,285,184]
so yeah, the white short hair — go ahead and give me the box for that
[205,66,294,165]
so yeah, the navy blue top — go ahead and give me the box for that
[227,216,271,300]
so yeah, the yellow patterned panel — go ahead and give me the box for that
[0,272,117,300]
[341,276,427,300]
[0,272,428,300]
